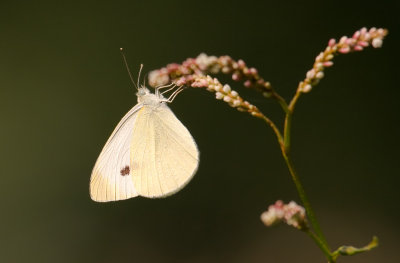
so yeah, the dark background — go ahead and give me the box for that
[1,1,399,262]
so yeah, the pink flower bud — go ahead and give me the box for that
[352,30,361,39]
[346,38,356,45]
[360,27,367,34]
[315,52,324,62]
[339,47,351,54]
[244,80,252,88]
[249,67,258,75]
[339,36,348,44]
[175,77,187,86]
[306,69,315,79]
[354,45,364,51]
[358,41,369,47]
[191,78,209,88]
[166,63,180,71]
[328,38,336,47]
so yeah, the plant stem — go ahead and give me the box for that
[281,99,332,259]
[260,109,330,252]
[283,113,292,152]
[259,115,284,150]
[289,89,302,112]
[272,91,290,114]
[281,151,329,248]
[259,87,334,261]
[260,90,333,261]
[305,230,334,262]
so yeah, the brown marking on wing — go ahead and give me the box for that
[120,165,130,176]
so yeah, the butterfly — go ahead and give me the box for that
[90,57,199,202]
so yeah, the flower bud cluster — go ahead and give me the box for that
[148,53,272,96]
[175,74,265,118]
[299,27,388,93]
[260,200,308,230]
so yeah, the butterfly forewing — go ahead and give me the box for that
[90,105,141,202]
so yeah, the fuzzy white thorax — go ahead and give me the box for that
[136,86,165,106]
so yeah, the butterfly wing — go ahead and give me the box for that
[90,104,142,202]
[130,104,199,198]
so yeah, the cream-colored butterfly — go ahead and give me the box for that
[90,54,199,202]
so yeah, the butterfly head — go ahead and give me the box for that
[137,86,163,105]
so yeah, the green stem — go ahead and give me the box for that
[259,115,284,150]
[272,91,290,114]
[261,89,333,261]
[281,152,329,249]
[305,230,334,262]
[282,95,333,261]
[289,88,302,112]
[260,109,330,252]
[283,113,292,152]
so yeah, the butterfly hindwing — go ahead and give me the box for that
[130,104,199,198]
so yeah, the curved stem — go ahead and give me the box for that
[289,87,302,112]
[272,91,290,114]
[259,115,284,151]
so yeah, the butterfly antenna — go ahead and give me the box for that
[120,48,138,90]
[143,72,149,87]
[137,63,143,88]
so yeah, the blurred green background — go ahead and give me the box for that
[1,1,399,262]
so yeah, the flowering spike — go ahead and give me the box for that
[298,27,388,94]
[147,53,274,97]
[171,74,265,118]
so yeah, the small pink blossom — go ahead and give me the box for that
[232,73,240,81]
[328,38,336,47]
[244,80,252,88]
[354,45,364,51]
[339,47,351,54]
[261,200,308,230]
